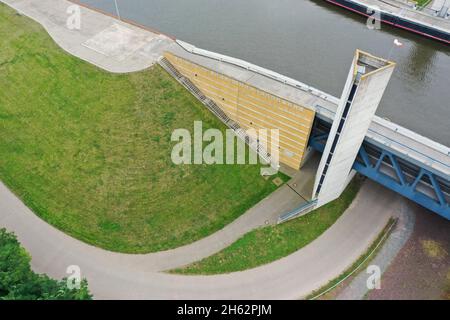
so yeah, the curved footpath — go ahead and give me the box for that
[336,199,415,299]
[0,0,408,299]
[0,177,309,273]
[1,178,401,299]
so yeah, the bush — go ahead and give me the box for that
[0,228,92,300]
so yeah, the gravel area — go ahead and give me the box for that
[367,202,450,300]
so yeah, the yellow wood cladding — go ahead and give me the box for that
[164,52,315,170]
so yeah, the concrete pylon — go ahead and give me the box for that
[313,50,396,207]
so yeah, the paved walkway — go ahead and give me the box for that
[0,0,400,299]
[2,0,176,73]
[1,178,398,299]
[336,199,415,299]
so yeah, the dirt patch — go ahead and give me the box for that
[272,177,284,187]
[367,203,450,300]
[420,239,448,259]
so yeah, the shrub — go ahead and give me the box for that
[0,228,92,300]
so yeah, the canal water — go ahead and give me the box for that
[80,0,450,145]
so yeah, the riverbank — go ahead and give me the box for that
[324,0,450,43]
[74,0,450,147]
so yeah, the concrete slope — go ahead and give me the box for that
[2,0,175,73]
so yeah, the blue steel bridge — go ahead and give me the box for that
[309,116,450,220]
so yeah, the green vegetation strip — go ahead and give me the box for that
[0,228,91,300]
[415,0,432,8]
[173,179,362,275]
[307,217,397,300]
[0,3,287,253]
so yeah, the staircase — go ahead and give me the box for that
[159,57,273,166]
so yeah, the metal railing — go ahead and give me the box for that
[175,40,340,105]
[277,199,318,224]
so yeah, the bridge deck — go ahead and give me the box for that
[167,41,450,180]
[368,118,449,178]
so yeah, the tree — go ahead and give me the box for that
[0,228,92,300]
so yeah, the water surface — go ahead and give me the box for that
[81,0,450,145]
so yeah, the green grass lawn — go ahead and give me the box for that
[0,4,288,253]
[415,0,432,7]
[174,179,361,274]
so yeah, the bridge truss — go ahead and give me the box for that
[309,118,450,220]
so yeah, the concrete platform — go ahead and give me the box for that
[2,0,175,73]
[82,23,159,62]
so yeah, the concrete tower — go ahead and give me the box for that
[313,50,396,206]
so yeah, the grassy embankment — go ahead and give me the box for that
[0,3,288,253]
